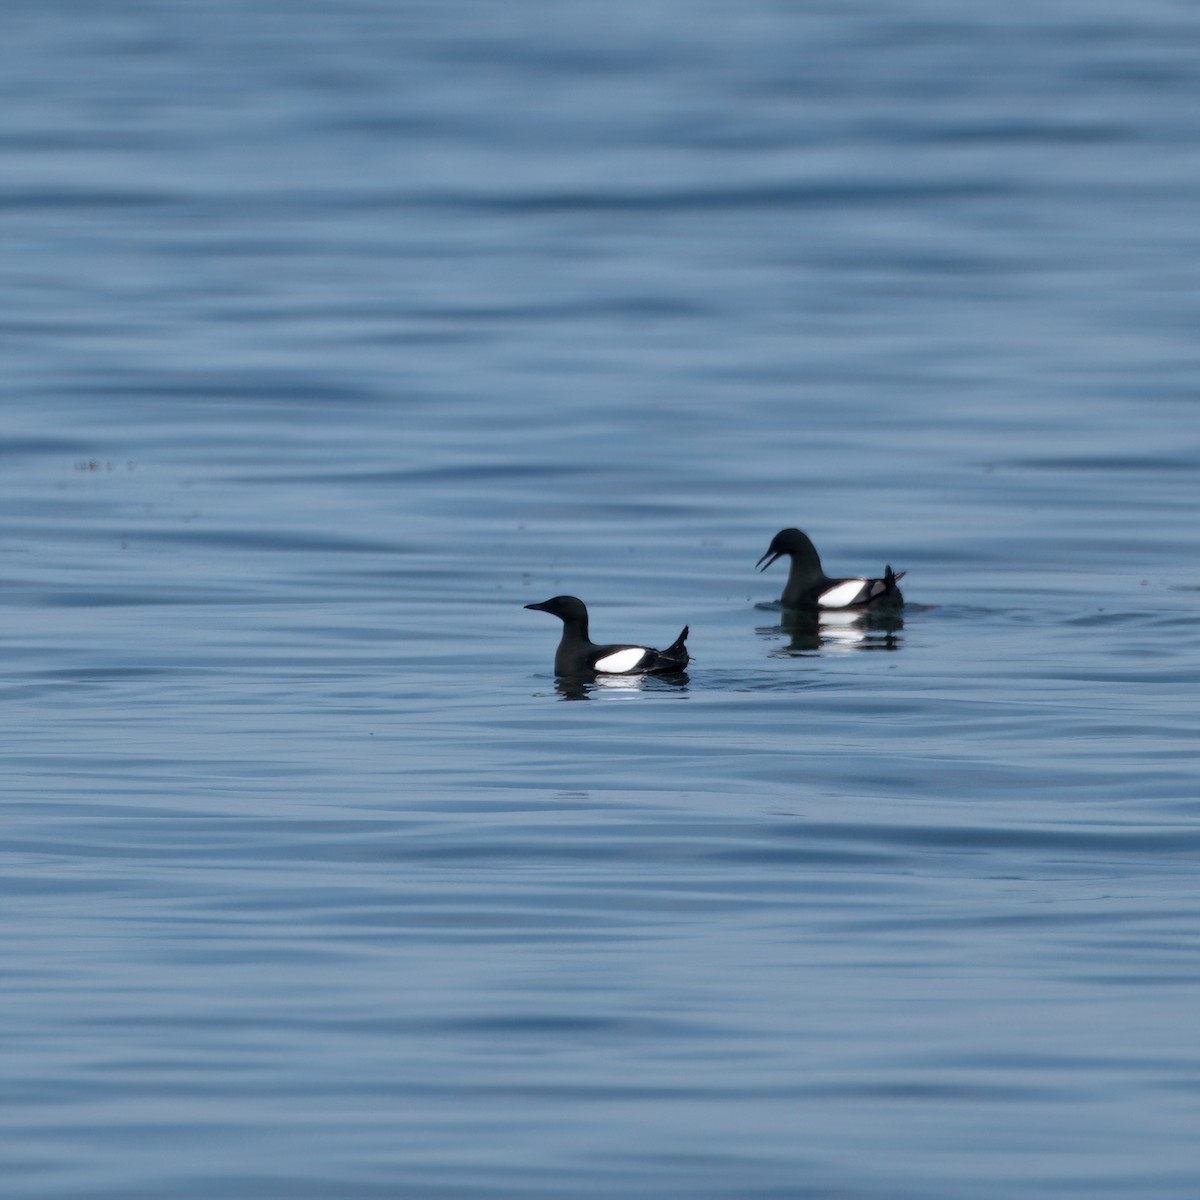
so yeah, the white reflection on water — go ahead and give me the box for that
[757,609,905,655]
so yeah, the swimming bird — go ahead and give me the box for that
[524,596,689,677]
[756,528,905,610]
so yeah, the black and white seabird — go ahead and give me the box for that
[524,596,689,677]
[756,528,905,610]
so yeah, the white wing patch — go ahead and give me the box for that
[818,579,866,608]
[594,646,649,673]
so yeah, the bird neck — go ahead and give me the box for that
[786,553,827,591]
[556,611,591,646]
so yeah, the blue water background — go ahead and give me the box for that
[3,2,1200,1197]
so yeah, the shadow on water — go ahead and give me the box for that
[756,607,904,655]
[551,672,691,701]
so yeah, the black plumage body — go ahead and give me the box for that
[524,596,689,677]
[756,528,905,611]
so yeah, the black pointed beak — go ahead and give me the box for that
[756,549,781,572]
[524,601,548,612]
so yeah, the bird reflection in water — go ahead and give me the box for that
[760,608,903,655]
[553,671,690,701]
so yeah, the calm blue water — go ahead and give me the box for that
[3,2,1200,1197]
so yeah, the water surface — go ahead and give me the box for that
[3,2,1200,1197]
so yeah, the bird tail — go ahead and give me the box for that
[884,565,906,589]
[655,625,689,669]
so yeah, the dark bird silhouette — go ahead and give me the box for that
[756,528,905,610]
[524,596,689,677]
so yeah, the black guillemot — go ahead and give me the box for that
[524,596,689,677]
[756,528,905,610]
